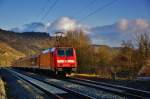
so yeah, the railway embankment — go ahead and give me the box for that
[0,75,7,99]
[0,68,50,99]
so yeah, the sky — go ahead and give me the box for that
[0,0,150,46]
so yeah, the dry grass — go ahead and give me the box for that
[0,77,6,99]
[71,73,100,77]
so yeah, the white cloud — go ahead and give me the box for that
[117,19,129,30]
[115,19,150,33]
[11,22,46,33]
[135,19,149,29]
[10,18,150,47]
[91,19,150,46]
[11,17,89,35]
[47,17,89,34]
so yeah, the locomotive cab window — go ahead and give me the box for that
[66,48,73,56]
[57,49,65,56]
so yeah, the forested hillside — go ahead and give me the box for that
[0,29,53,66]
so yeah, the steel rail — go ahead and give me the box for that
[7,69,93,99]
[68,77,150,99]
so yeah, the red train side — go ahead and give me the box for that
[12,47,77,75]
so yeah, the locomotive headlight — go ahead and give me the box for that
[57,60,64,63]
[67,60,74,63]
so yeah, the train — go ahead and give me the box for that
[12,47,77,76]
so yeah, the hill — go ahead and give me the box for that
[0,29,53,66]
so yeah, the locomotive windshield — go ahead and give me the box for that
[57,48,74,56]
[66,48,73,56]
[57,49,65,56]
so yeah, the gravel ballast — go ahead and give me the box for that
[72,74,150,91]
[18,70,127,99]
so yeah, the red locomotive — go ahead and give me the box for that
[12,47,77,76]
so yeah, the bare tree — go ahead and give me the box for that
[135,33,150,75]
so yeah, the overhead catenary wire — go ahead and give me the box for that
[38,0,52,21]
[67,0,98,36]
[40,0,59,22]
[75,0,97,17]
[79,0,118,22]
[78,0,118,67]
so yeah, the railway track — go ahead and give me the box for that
[6,69,91,99]
[12,69,125,99]
[10,68,150,98]
[67,77,150,99]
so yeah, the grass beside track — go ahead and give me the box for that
[71,73,133,80]
[71,73,100,77]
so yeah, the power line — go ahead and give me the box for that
[40,0,59,22]
[79,0,118,22]
[38,0,51,21]
[66,0,97,31]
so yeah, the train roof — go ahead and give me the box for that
[42,48,56,54]
[15,47,75,62]
[42,47,74,54]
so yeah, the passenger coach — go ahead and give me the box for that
[13,47,77,76]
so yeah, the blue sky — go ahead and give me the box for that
[0,0,150,46]
[0,0,150,29]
